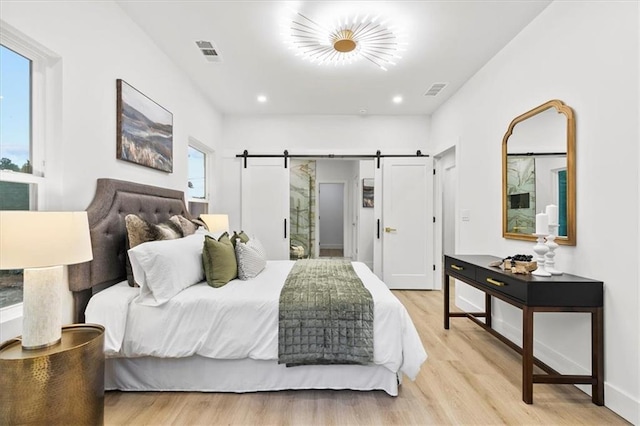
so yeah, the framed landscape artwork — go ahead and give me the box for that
[116,79,173,172]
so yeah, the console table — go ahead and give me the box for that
[444,254,604,405]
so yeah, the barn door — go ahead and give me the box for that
[241,158,289,260]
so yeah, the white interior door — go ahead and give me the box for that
[241,158,289,260]
[381,157,434,289]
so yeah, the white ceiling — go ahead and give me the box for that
[116,1,552,116]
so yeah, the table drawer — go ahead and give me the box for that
[445,257,476,281]
[476,268,527,302]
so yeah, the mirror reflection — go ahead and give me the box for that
[502,100,576,245]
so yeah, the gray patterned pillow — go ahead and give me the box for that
[169,214,198,236]
[125,214,184,286]
[235,238,266,280]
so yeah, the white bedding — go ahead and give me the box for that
[86,260,427,380]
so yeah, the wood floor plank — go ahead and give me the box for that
[104,289,629,425]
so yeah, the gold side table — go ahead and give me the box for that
[0,324,105,425]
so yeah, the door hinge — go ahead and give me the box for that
[433,169,436,175]
[433,216,436,223]
[433,264,436,271]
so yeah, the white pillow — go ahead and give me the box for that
[129,233,205,306]
[235,238,267,280]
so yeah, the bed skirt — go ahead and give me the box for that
[105,356,400,396]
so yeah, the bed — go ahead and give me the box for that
[68,178,427,396]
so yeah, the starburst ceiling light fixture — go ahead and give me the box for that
[283,11,407,71]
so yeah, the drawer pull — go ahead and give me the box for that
[486,278,505,287]
[451,265,464,271]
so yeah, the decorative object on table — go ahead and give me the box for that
[116,79,173,172]
[0,211,93,349]
[500,254,537,274]
[362,178,374,208]
[544,226,562,275]
[0,324,105,425]
[530,211,551,276]
[531,233,552,277]
[544,204,563,275]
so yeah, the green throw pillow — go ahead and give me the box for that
[203,232,238,288]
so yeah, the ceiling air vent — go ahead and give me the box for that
[195,40,222,62]
[424,83,448,97]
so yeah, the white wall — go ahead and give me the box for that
[2,1,223,212]
[220,115,430,232]
[430,2,639,422]
[1,1,222,337]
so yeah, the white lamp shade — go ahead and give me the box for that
[0,211,93,269]
[200,214,229,234]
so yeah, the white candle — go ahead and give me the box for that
[545,204,558,226]
[535,212,549,235]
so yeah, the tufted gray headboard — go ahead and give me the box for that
[68,178,191,322]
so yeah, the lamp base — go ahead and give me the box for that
[22,266,63,350]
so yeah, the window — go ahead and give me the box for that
[188,145,206,199]
[0,26,56,311]
[0,46,32,176]
[187,140,212,217]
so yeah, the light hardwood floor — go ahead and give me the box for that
[104,289,628,425]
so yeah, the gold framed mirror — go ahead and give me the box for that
[502,99,576,245]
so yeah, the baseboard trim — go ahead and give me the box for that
[603,382,639,425]
[455,295,638,424]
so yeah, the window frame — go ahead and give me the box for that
[0,22,55,207]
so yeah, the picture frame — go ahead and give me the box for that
[116,79,173,172]
[362,178,374,208]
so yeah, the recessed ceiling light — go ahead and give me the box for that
[392,95,403,104]
[257,95,267,103]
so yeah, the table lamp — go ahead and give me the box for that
[0,211,93,349]
[199,214,229,234]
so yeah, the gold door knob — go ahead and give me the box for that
[384,227,397,233]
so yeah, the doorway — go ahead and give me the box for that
[434,146,457,290]
[318,182,345,258]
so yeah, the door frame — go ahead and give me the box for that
[433,144,458,290]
